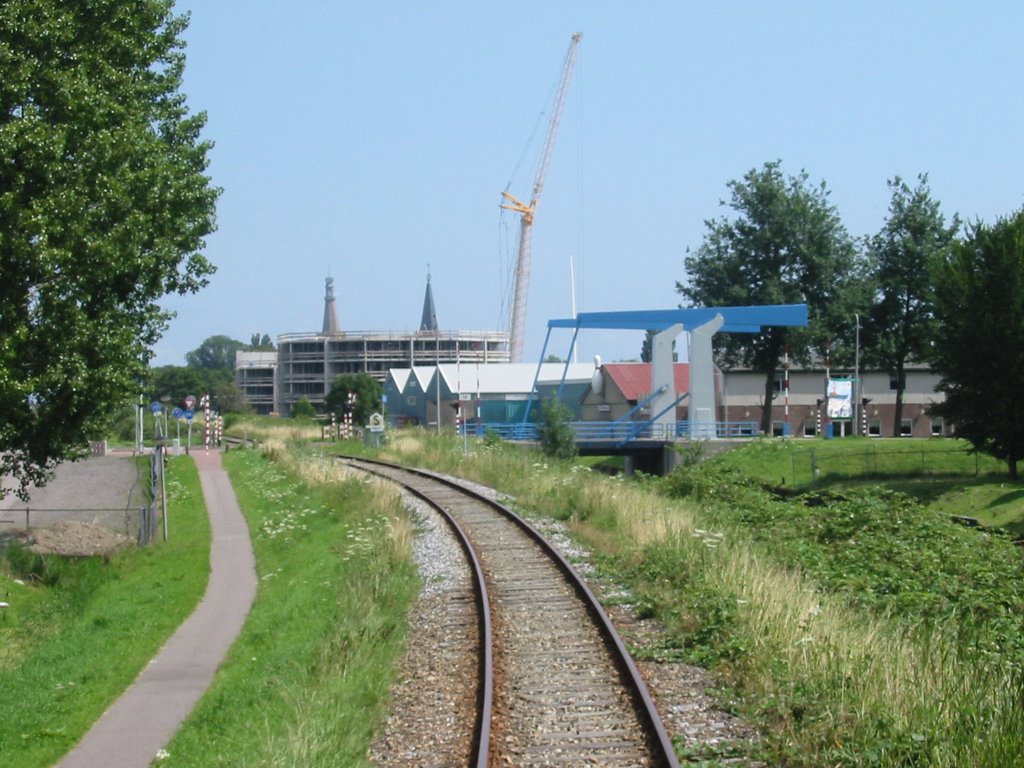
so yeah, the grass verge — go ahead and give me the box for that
[157,441,418,767]
[0,456,210,768]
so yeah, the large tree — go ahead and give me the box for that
[863,174,959,435]
[930,210,1024,478]
[678,161,865,433]
[325,373,383,427]
[186,334,246,371]
[0,1,219,498]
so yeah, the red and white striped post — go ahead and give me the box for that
[200,394,211,454]
[783,345,790,435]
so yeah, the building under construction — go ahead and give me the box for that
[236,275,510,415]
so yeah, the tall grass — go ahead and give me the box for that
[229,415,323,444]
[159,442,417,767]
[381,429,1024,767]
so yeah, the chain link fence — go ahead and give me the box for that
[0,452,159,550]
[0,505,155,543]
[794,445,1006,487]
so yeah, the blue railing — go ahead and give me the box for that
[459,420,759,443]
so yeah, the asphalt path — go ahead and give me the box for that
[55,450,257,768]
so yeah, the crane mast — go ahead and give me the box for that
[502,32,581,363]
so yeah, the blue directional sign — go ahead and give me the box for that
[172,407,184,420]
[184,409,194,421]
[150,401,162,414]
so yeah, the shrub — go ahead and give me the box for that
[291,396,316,419]
[537,397,577,460]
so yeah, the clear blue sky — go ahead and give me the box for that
[154,0,1024,366]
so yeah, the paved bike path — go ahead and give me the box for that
[57,450,257,768]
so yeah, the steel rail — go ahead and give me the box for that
[342,455,680,768]
[348,458,493,768]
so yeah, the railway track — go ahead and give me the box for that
[345,456,679,768]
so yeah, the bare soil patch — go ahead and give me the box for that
[27,520,133,557]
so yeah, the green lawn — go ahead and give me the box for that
[705,436,1024,534]
[0,457,210,768]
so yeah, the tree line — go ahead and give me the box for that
[146,333,274,415]
[680,161,1024,477]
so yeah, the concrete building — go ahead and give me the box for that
[235,351,276,415]
[721,364,946,438]
[571,361,945,439]
[237,275,510,416]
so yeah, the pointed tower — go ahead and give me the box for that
[322,276,340,335]
[419,268,438,332]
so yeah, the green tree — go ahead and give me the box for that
[863,174,959,435]
[148,364,236,411]
[291,396,316,420]
[248,333,274,350]
[678,161,866,434]
[0,1,218,498]
[211,379,251,415]
[640,330,677,363]
[148,365,207,407]
[325,373,383,427]
[186,334,246,371]
[930,210,1024,478]
[537,397,577,460]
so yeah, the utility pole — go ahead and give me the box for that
[854,313,860,436]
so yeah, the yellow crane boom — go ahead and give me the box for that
[502,32,581,363]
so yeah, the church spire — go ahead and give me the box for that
[419,266,438,332]
[322,276,340,334]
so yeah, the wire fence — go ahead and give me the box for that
[0,451,161,550]
[794,446,1006,487]
[0,505,158,545]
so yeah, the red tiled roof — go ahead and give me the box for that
[602,363,691,401]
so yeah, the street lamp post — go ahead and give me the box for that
[854,313,860,436]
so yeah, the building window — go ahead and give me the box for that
[890,373,906,390]
[900,418,913,436]
[772,421,784,437]
[407,396,417,406]
[803,421,816,437]
[931,417,944,436]
[869,418,881,437]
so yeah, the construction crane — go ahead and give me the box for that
[501,32,581,363]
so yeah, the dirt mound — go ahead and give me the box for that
[29,520,133,557]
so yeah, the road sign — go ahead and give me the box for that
[150,401,162,414]
[185,395,196,410]
[184,409,194,421]
[172,407,184,420]
[459,393,472,401]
